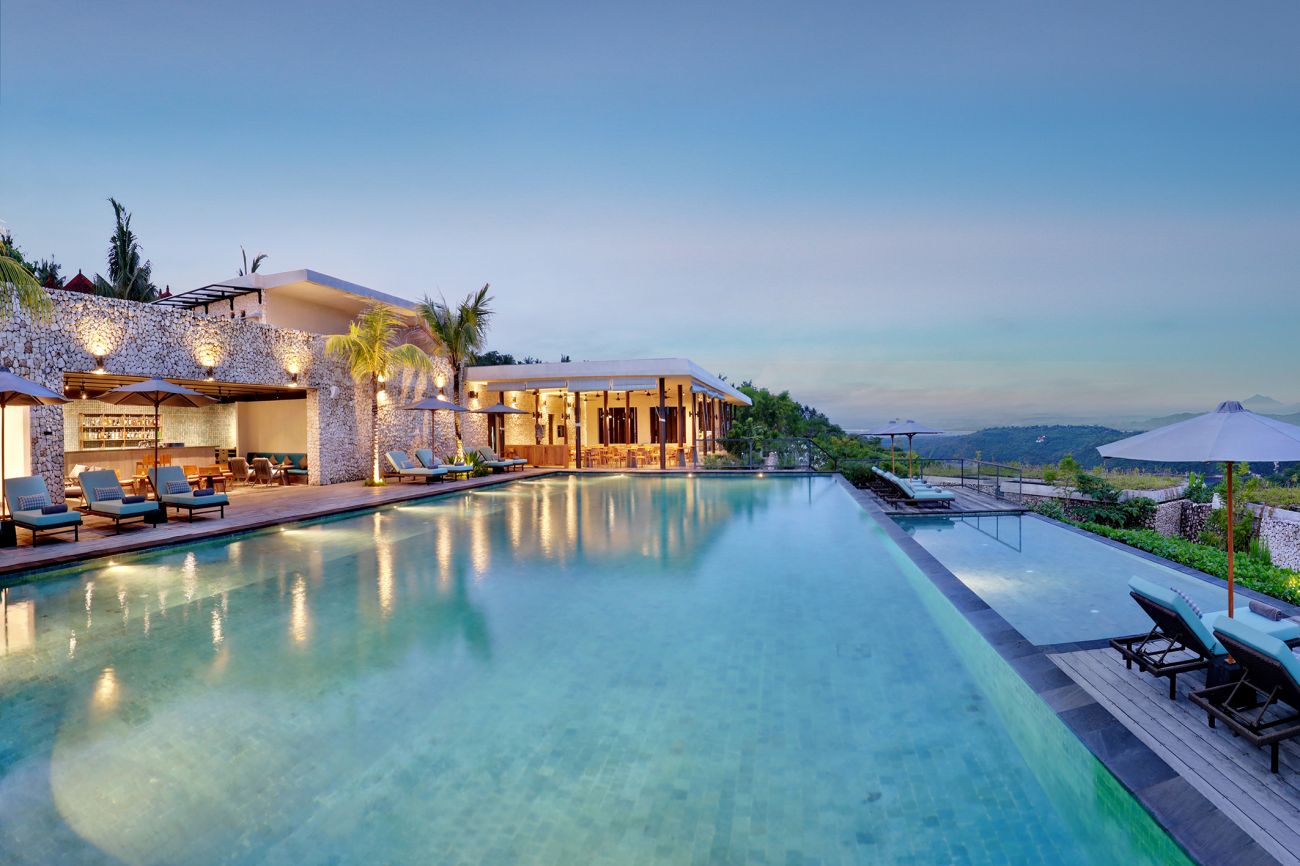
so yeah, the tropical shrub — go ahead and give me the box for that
[1078,523,1300,605]
[1185,471,1213,504]
[840,463,875,488]
[1030,499,1067,521]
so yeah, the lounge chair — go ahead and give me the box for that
[870,466,954,508]
[4,475,82,544]
[1111,576,1300,699]
[1190,616,1300,774]
[472,447,524,472]
[148,465,229,522]
[415,449,471,478]
[79,469,160,533]
[385,451,448,483]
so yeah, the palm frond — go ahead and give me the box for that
[0,253,53,321]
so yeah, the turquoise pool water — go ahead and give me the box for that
[895,513,1228,646]
[0,476,1188,865]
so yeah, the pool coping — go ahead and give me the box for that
[835,475,1278,866]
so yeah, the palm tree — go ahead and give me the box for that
[0,236,53,321]
[94,198,158,301]
[326,304,433,485]
[412,284,493,452]
[238,246,267,276]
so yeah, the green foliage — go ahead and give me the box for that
[94,198,159,301]
[1061,467,1156,529]
[1079,522,1300,605]
[840,463,875,488]
[414,284,494,448]
[326,304,434,484]
[473,350,546,366]
[0,232,54,320]
[461,450,492,477]
[1185,471,1213,504]
[1031,499,1068,521]
[1201,503,1254,553]
[1249,537,1273,567]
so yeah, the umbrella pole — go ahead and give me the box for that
[1227,461,1235,618]
[908,434,915,479]
[890,435,896,474]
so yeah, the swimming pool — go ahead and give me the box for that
[0,476,1188,864]
[895,513,1228,647]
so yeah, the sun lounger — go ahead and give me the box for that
[415,449,471,477]
[472,447,525,472]
[385,451,448,483]
[4,475,82,544]
[148,465,229,522]
[870,466,954,508]
[1190,615,1300,774]
[1111,576,1300,699]
[79,469,160,533]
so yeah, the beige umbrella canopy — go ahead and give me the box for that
[97,378,215,492]
[1098,400,1300,616]
[402,396,469,456]
[870,420,943,478]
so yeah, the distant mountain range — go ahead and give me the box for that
[1134,395,1300,431]
[913,425,1131,469]
[911,422,1296,473]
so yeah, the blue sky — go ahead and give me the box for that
[4,1,1299,428]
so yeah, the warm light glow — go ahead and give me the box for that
[435,374,446,389]
[290,575,309,643]
[92,667,119,711]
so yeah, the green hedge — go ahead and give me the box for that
[1077,522,1300,605]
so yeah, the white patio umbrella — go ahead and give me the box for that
[866,419,902,474]
[0,368,69,542]
[1097,400,1300,616]
[97,378,215,495]
[884,420,944,479]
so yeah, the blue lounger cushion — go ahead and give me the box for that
[1130,577,1299,655]
[93,500,160,517]
[13,508,82,529]
[163,490,229,506]
[1213,615,1300,686]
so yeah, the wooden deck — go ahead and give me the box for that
[0,469,552,579]
[1053,647,1300,866]
[871,483,1026,516]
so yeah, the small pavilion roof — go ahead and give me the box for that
[465,358,751,405]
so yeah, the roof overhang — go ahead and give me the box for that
[153,269,417,315]
[466,358,751,406]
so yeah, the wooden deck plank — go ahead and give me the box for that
[1053,648,1300,866]
[867,483,1026,516]
[1,469,553,579]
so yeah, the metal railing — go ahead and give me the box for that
[841,456,1025,499]
[701,436,840,471]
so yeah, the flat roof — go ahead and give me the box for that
[154,269,416,313]
[465,358,751,405]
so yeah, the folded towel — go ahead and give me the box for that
[193,488,215,497]
[121,495,146,504]
[41,504,68,515]
[1249,599,1286,621]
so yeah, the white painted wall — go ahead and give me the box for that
[2,406,31,480]
[236,400,308,455]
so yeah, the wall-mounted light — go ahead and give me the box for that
[93,355,106,375]
[435,374,446,389]
[204,365,215,381]
[289,371,300,387]
[468,390,478,400]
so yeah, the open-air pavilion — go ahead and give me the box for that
[464,358,751,469]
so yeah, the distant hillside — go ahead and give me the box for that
[914,425,1129,468]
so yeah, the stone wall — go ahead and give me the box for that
[1150,499,1183,535]
[6,289,454,498]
